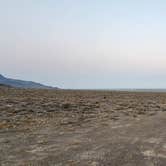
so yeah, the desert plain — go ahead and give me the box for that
[1,87,166,165]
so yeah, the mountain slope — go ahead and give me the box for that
[0,74,58,89]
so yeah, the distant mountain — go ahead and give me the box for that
[0,74,58,89]
[0,83,12,88]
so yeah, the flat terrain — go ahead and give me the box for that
[0,87,166,165]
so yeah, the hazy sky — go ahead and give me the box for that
[1,0,166,89]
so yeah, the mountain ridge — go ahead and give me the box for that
[0,74,58,89]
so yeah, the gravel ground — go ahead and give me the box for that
[0,87,166,165]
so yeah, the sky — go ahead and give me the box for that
[1,0,166,89]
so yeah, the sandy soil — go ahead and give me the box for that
[0,87,166,165]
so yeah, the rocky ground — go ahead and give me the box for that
[0,87,166,165]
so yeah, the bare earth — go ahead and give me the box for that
[0,87,166,165]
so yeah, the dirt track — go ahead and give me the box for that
[0,88,166,165]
